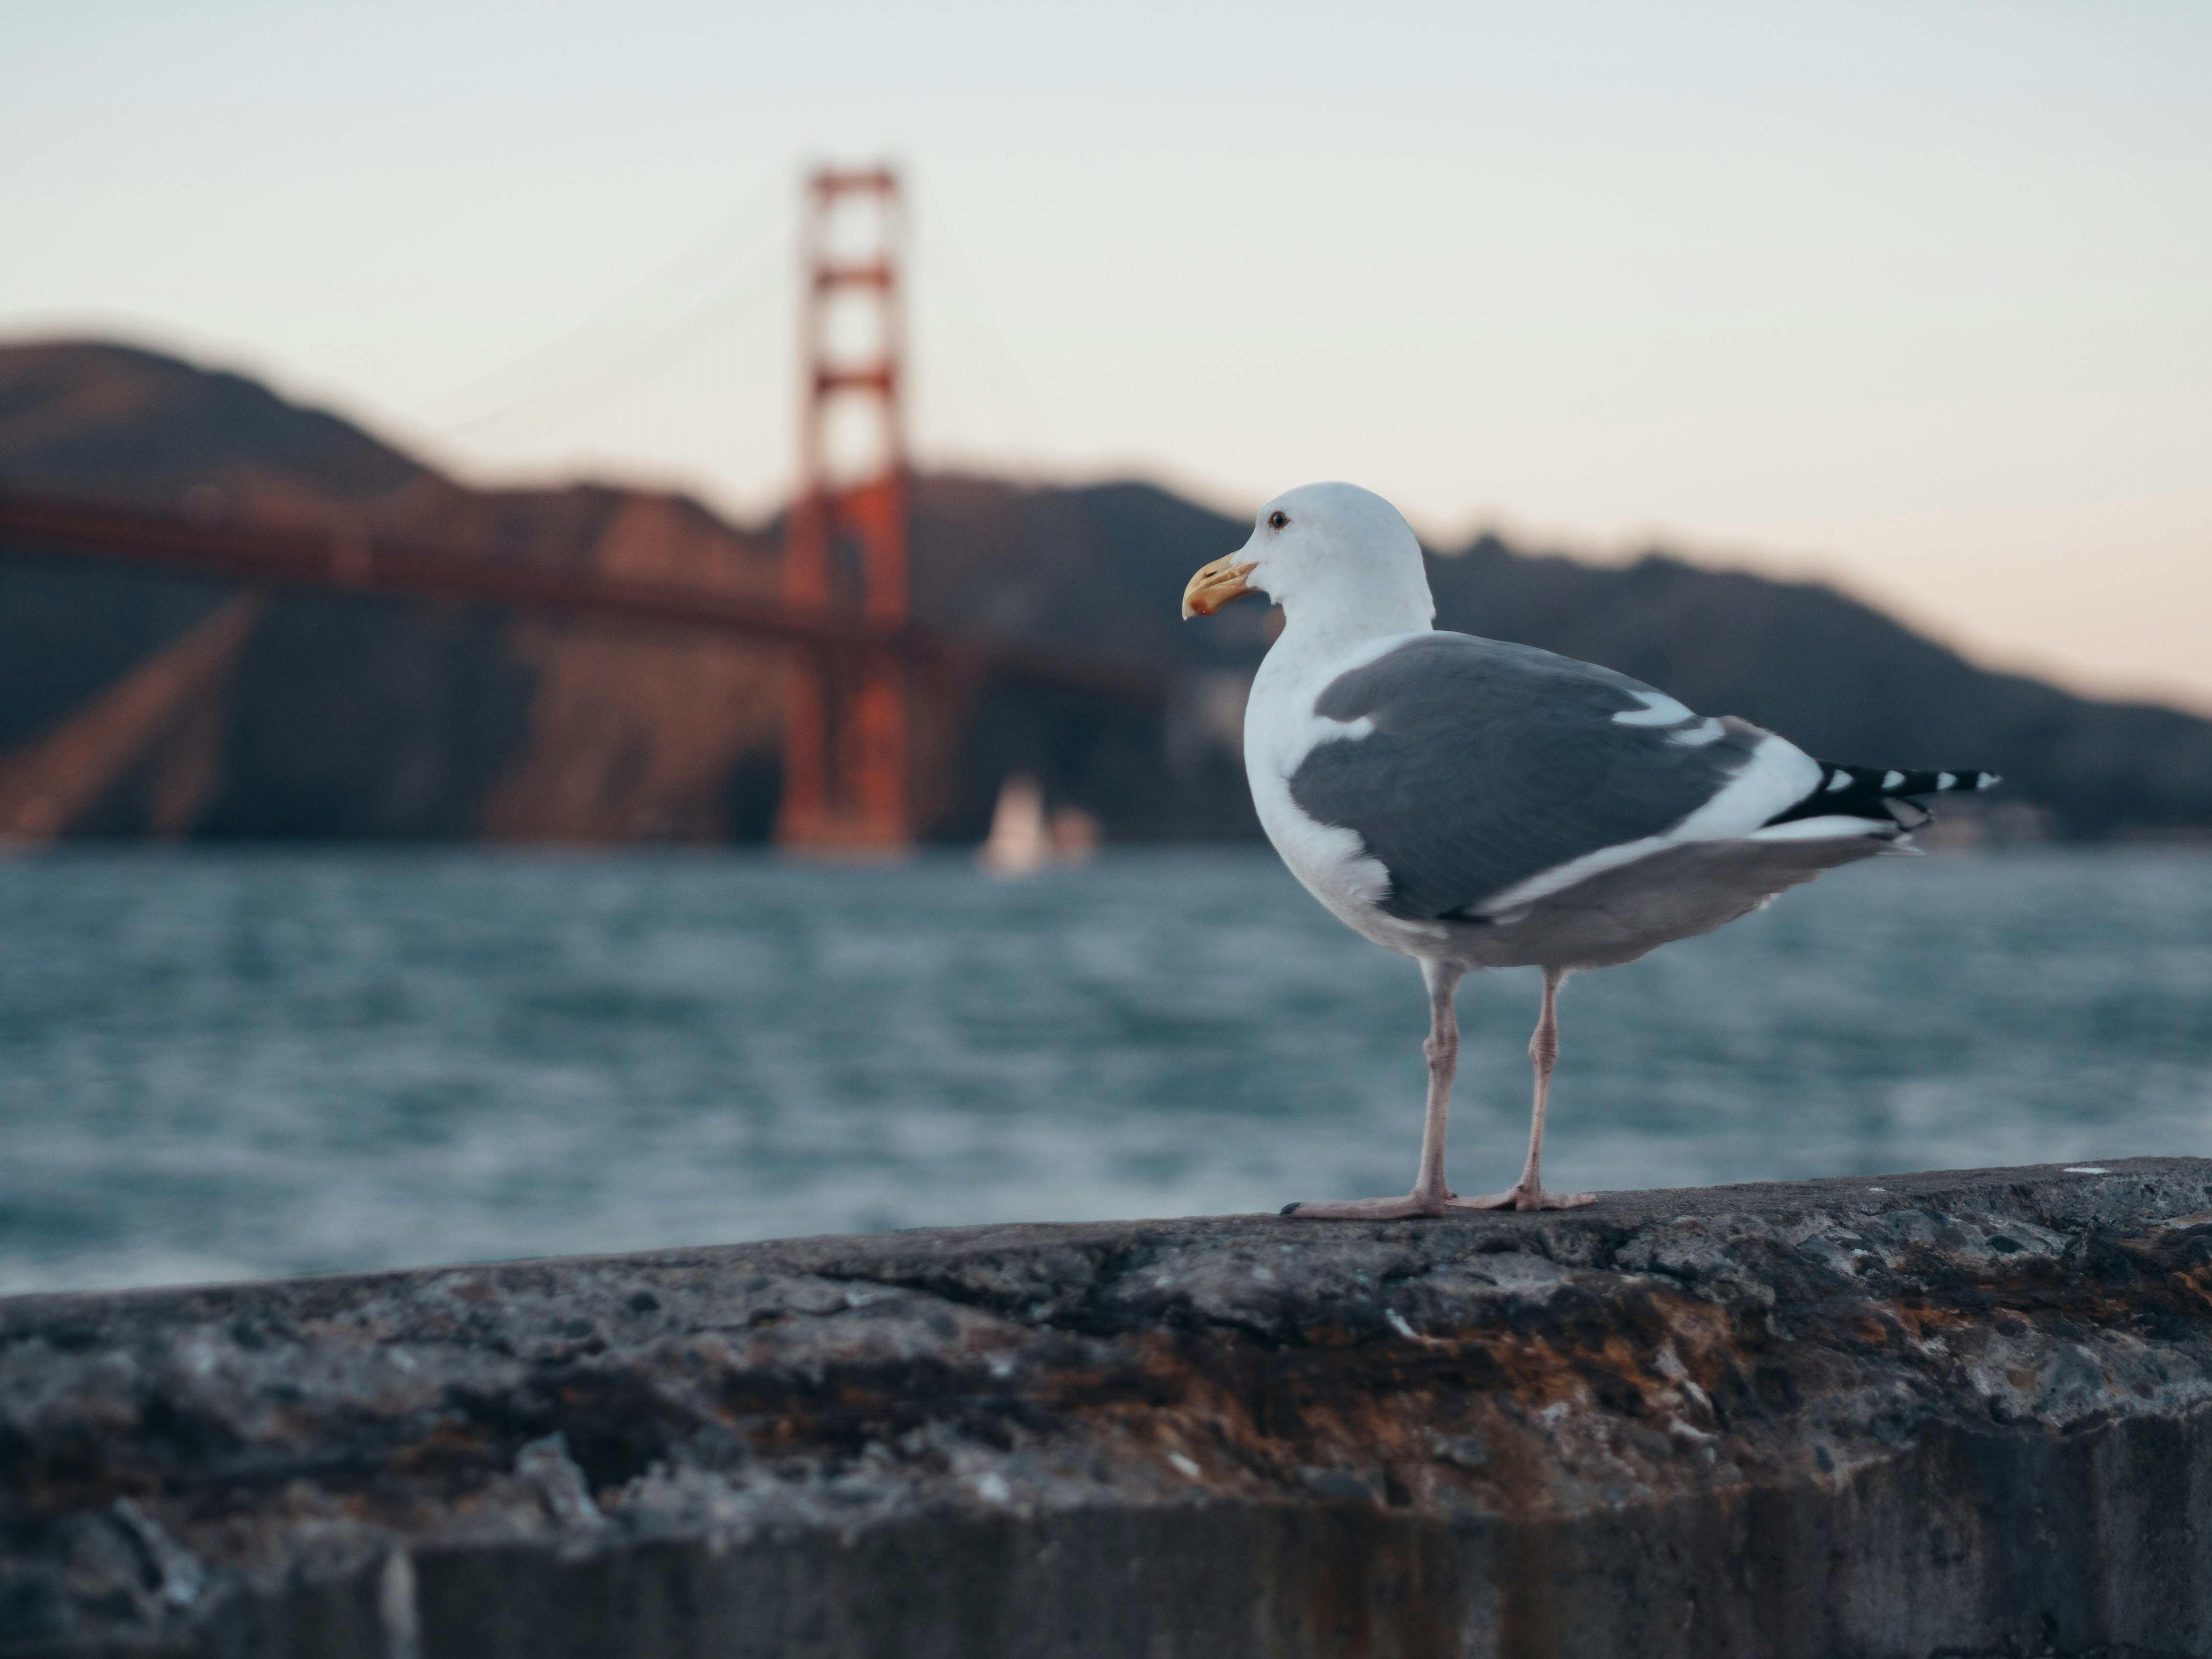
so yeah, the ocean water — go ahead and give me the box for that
[0,845,2206,1296]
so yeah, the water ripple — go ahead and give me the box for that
[0,845,2205,1294]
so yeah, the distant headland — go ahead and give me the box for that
[3,338,2209,847]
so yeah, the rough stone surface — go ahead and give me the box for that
[6,1159,2212,1658]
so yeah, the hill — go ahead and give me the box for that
[2,338,2207,843]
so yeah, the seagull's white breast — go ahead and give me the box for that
[1243,630,1445,956]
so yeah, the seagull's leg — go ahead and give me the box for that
[1282,960,1463,1220]
[1454,966,1595,1212]
[1408,958,1464,1206]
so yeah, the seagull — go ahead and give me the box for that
[1181,482,1997,1218]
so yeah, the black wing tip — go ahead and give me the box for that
[1893,766,2003,796]
[1765,762,2002,830]
[1279,1202,1305,1217]
[1926,769,2002,794]
[1817,763,2002,790]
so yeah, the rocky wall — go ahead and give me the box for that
[6,1159,2212,1657]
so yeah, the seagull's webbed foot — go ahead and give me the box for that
[1279,1193,1453,1220]
[1449,1185,1596,1213]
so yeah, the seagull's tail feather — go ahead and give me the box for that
[1762,763,2001,830]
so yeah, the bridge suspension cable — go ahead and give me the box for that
[416,173,793,435]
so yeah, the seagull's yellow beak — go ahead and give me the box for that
[1181,556,1258,619]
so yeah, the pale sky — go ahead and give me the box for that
[5,0,2209,708]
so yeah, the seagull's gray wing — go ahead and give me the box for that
[1289,632,1772,921]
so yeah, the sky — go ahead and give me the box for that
[5,0,2209,708]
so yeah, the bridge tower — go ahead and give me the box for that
[776,165,912,852]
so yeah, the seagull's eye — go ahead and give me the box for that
[1268,510,1289,530]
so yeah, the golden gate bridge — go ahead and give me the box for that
[0,165,1164,852]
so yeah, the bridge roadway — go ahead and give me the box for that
[0,489,1168,704]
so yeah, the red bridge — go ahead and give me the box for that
[0,166,1167,852]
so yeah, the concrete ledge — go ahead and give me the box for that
[5,1159,2212,1657]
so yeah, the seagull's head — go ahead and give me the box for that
[1181,482,1434,640]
